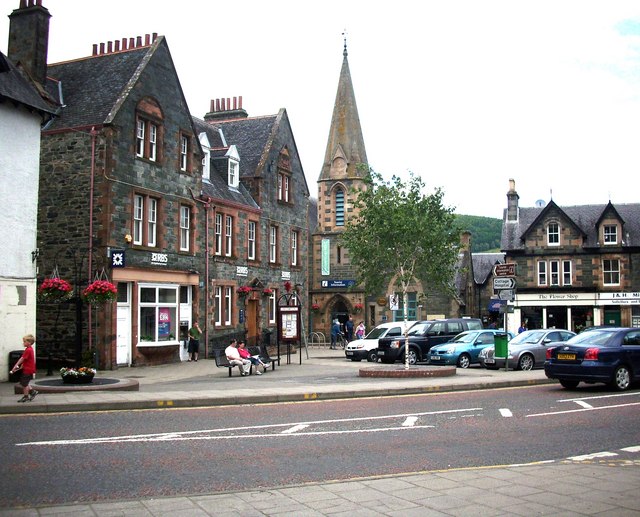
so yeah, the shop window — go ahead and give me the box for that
[547,222,560,246]
[138,285,178,343]
[603,259,620,286]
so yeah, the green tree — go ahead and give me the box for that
[341,170,461,368]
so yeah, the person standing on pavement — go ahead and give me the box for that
[225,339,251,376]
[345,315,354,342]
[10,334,38,403]
[355,321,366,339]
[330,319,341,349]
[188,321,202,361]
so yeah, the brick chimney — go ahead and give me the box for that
[204,96,248,123]
[507,178,519,222]
[7,0,51,85]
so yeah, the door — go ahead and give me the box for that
[116,304,131,365]
[246,299,258,346]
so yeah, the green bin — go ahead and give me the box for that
[494,333,508,359]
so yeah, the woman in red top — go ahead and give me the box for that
[10,334,38,402]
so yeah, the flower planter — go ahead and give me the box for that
[62,374,94,384]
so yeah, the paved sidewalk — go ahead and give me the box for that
[2,348,639,516]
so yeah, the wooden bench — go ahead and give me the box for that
[213,348,253,377]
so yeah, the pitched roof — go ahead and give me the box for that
[472,253,505,284]
[0,51,56,119]
[502,202,640,250]
[43,44,152,131]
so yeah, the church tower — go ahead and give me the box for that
[310,36,369,338]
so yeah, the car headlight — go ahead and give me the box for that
[443,346,456,354]
[391,340,401,349]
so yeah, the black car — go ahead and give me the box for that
[545,327,640,391]
[377,318,484,365]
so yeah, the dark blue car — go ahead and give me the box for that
[544,327,640,391]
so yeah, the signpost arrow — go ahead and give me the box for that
[493,263,517,277]
[493,277,516,290]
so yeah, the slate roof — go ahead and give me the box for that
[502,202,640,251]
[472,253,505,285]
[43,46,149,131]
[193,117,259,209]
[0,51,56,119]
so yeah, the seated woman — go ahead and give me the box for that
[237,342,270,375]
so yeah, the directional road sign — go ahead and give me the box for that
[498,289,515,301]
[493,277,516,290]
[493,263,516,277]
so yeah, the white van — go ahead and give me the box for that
[345,321,417,362]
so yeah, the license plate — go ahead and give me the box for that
[485,358,495,364]
[346,351,353,356]
[430,355,440,360]
[557,353,576,360]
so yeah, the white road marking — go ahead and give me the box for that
[17,407,481,447]
[568,451,618,461]
[559,392,640,403]
[281,424,309,434]
[527,401,640,418]
[402,416,418,427]
[499,408,513,418]
[621,446,640,453]
[574,400,593,409]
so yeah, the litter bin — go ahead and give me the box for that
[8,350,23,383]
[494,333,508,359]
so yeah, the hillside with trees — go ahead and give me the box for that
[455,214,502,252]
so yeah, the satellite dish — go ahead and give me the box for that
[535,199,546,208]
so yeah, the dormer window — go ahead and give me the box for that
[547,222,560,246]
[199,132,211,181]
[135,98,163,163]
[603,224,618,245]
[226,145,240,188]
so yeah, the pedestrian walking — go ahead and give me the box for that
[355,321,366,339]
[10,334,38,403]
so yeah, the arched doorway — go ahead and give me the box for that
[330,298,350,335]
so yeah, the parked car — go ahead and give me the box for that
[479,328,575,370]
[428,329,514,368]
[377,318,484,365]
[344,321,417,362]
[545,327,640,391]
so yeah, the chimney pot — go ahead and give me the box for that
[107,41,113,53]
[92,43,98,56]
[144,34,150,45]
[129,37,135,48]
[99,42,105,54]
[114,40,120,52]
[136,36,142,47]
[238,96,243,109]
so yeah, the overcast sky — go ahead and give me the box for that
[3,0,640,218]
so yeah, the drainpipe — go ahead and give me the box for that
[87,127,98,354]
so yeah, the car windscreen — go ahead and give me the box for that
[565,330,617,346]
[364,327,389,339]
[407,322,430,335]
[451,332,477,343]
[509,330,547,345]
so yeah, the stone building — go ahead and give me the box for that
[195,98,310,349]
[502,179,640,333]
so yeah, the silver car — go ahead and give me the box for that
[479,328,575,371]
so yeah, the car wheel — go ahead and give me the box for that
[559,379,579,389]
[518,354,534,371]
[407,349,418,365]
[609,365,631,391]
[366,350,378,362]
[457,353,471,369]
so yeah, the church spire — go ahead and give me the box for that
[319,33,368,181]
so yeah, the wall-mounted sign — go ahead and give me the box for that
[493,263,516,277]
[236,266,248,277]
[493,277,516,290]
[150,252,168,266]
[281,271,291,280]
[321,280,355,288]
[111,249,125,268]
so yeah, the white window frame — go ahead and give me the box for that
[136,120,145,157]
[228,159,239,187]
[180,206,190,251]
[138,284,179,344]
[563,260,572,286]
[149,123,157,162]
[180,134,188,171]
[268,291,276,324]
[537,261,547,286]
[133,195,143,245]
[214,286,222,325]
[291,230,298,266]
[603,224,617,245]
[147,198,157,247]
[550,260,560,286]
[214,213,222,256]
[603,259,620,286]
[225,215,233,257]
[269,226,277,263]
[547,222,560,246]
[248,220,256,261]
[224,287,232,325]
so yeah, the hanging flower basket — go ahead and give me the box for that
[262,288,273,296]
[82,280,117,306]
[311,303,320,312]
[353,303,364,314]
[38,277,73,303]
[60,367,96,384]
[237,286,252,296]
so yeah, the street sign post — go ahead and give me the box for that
[493,277,516,290]
[493,263,516,277]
